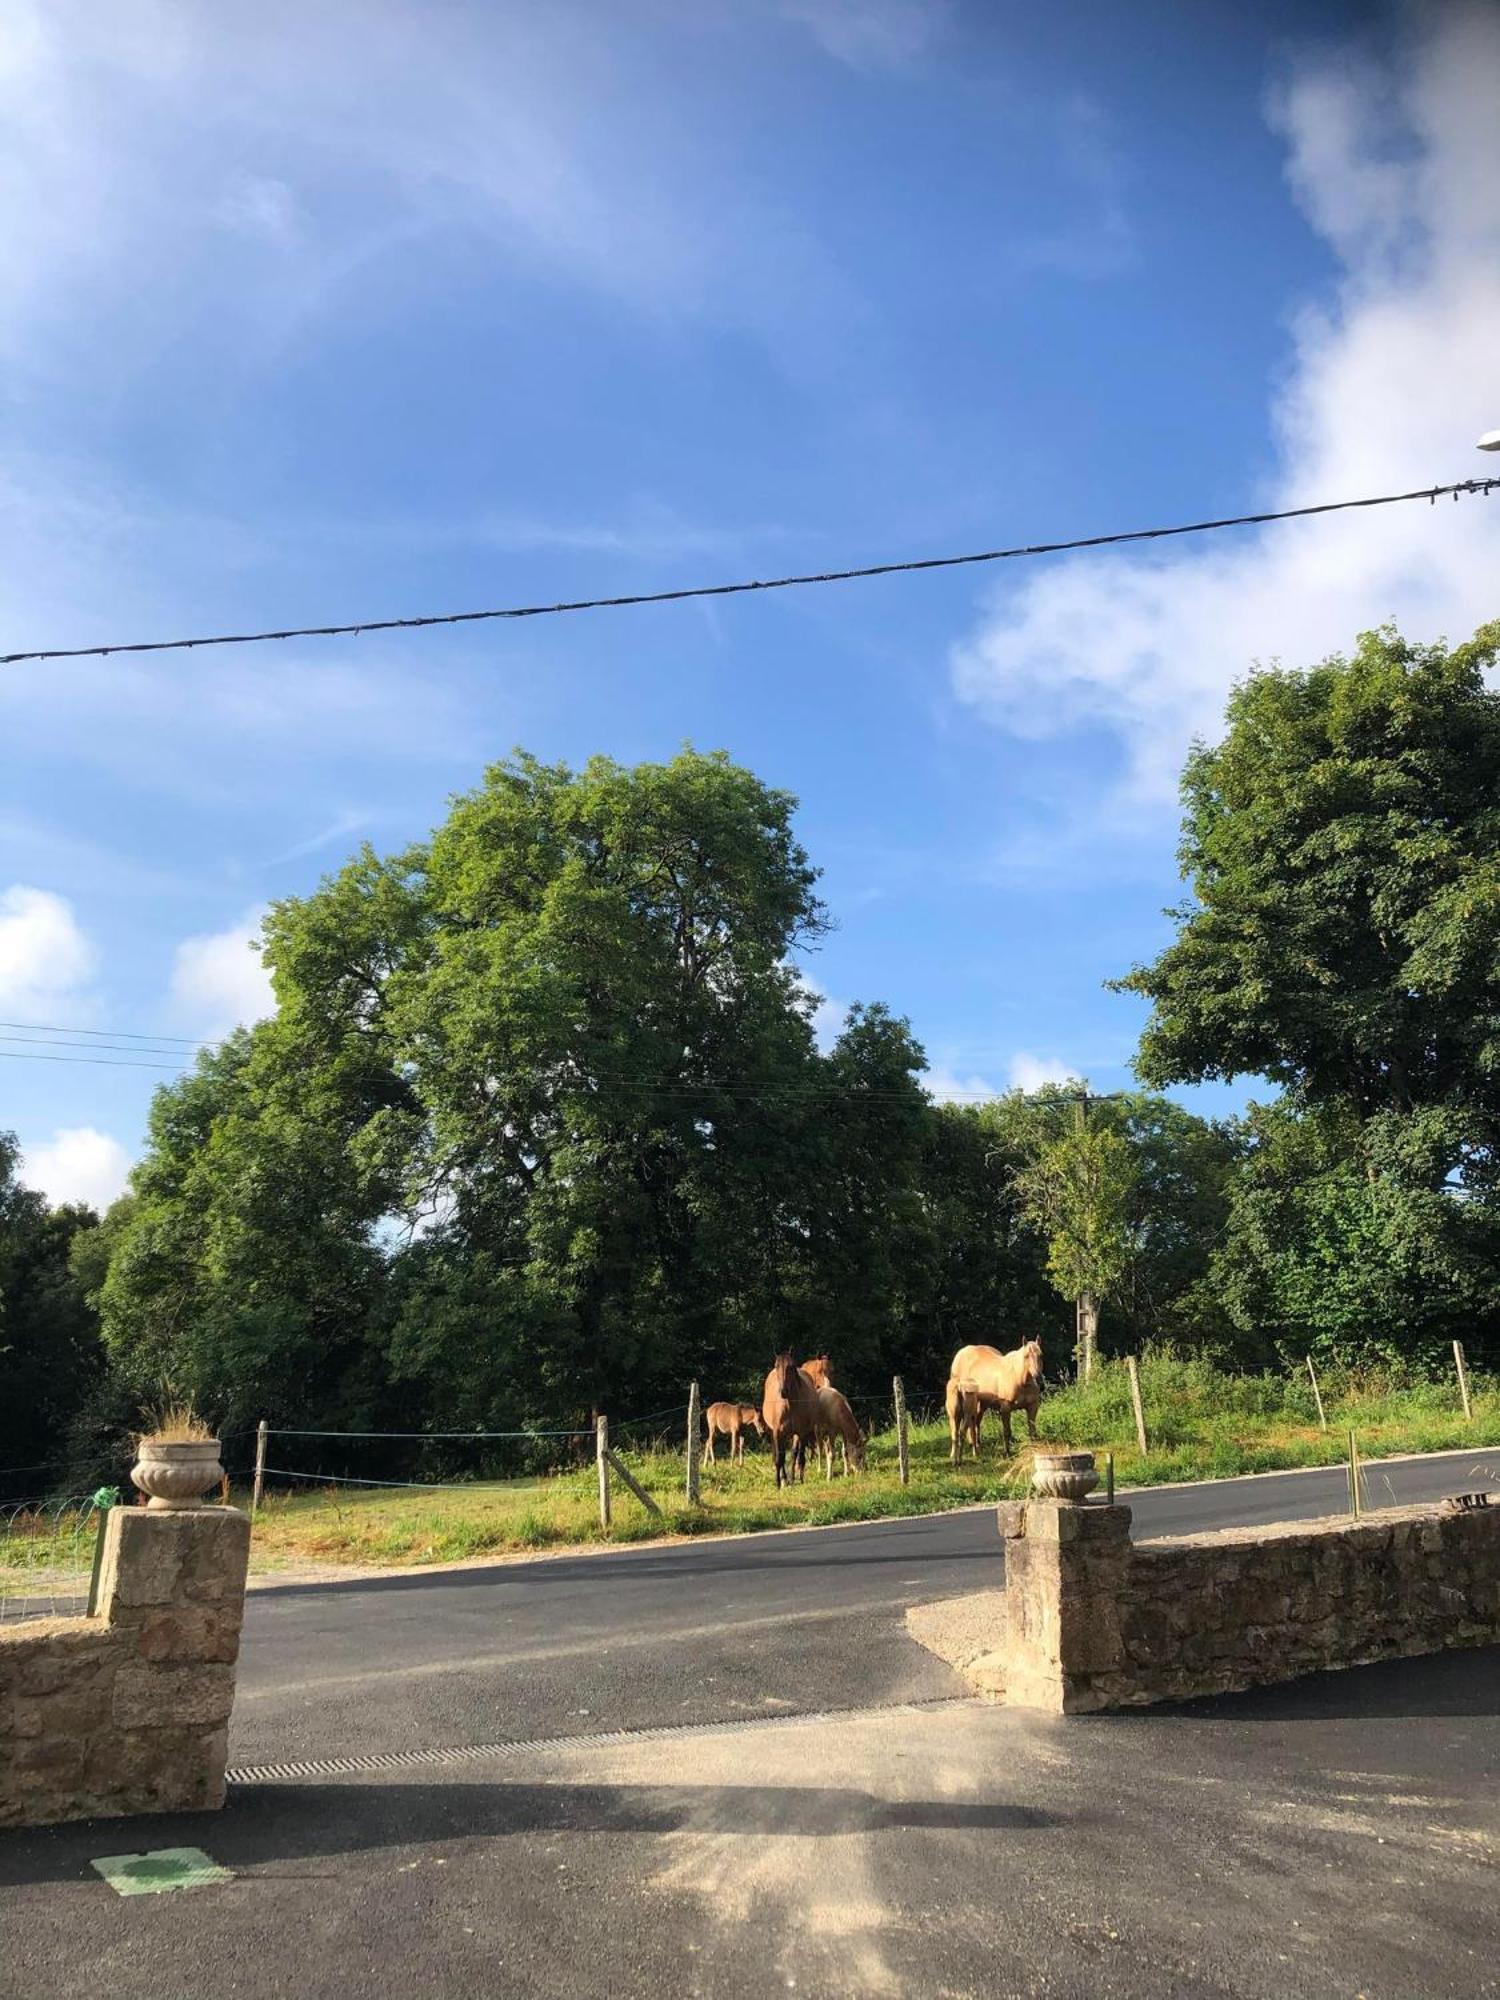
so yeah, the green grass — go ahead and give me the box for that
[238,1348,1500,1573]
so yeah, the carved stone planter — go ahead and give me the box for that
[1031,1449,1099,1503]
[131,1439,224,1511]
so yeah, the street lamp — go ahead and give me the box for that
[1478,430,1500,452]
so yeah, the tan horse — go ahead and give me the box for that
[704,1400,766,1465]
[762,1352,822,1489]
[946,1339,1044,1461]
[798,1355,848,1473]
[813,1383,865,1477]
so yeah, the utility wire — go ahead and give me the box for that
[0,1018,208,1047]
[3,477,1494,667]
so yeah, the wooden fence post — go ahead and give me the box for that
[685,1381,702,1504]
[1125,1355,1148,1455]
[1347,1429,1362,1520]
[1305,1356,1327,1431]
[1454,1340,1473,1422]
[596,1414,612,1530]
[1104,1451,1115,1505]
[252,1420,268,1516]
[893,1376,910,1487]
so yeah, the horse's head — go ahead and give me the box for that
[1021,1339,1044,1384]
[802,1353,832,1386]
[770,1350,799,1395]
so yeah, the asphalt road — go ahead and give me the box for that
[229,1444,1500,1766]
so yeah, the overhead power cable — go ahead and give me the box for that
[0,1018,207,1047]
[3,477,1494,667]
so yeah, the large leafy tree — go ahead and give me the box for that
[1119,621,1500,1129]
[103,749,907,1438]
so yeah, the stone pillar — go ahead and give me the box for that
[93,1506,251,1814]
[997,1498,1133,1713]
[1,1505,251,1828]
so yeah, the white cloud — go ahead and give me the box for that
[0,884,96,1015]
[809,990,849,1051]
[952,3,1500,809]
[170,910,275,1036]
[22,1125,132,1211]
[783,0,947,71]
[1007,1052,1075,1094]
[923,1063,999,1105]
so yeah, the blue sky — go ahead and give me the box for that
[2,0,1498,1209]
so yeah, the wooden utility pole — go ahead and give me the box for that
[685,1381,702,1504]
[892,1376,910,1486]
[1305,1356,1327,1431]
[251,1420,268,1516]
[1454,1340,1473,1422]
[596,1414,611,1530]
[1126,1355,1148,1454]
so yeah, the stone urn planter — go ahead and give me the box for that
[131,1437,225,1510]
[1030,1449,1099,1503]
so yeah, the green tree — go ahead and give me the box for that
[101,749,847,1441]
[1017,1120,1138,1377]
[1118,619,1500,1368]
[1207,1099,1500,1370]
[0,1134,106,1497]
[1119,620,1500,1128]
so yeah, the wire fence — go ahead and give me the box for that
[0,1490,119,1626]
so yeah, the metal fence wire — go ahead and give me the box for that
[0,1489,118,1625]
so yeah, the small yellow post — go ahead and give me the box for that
[1454,1340,1473,1422]
[1305,1356,1327,1431]
[1126,1355,1148,1455]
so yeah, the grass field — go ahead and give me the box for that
[237,1348,1500,1572]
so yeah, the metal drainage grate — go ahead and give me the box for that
[227,1694,971,1787]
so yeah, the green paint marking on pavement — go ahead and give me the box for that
[91,1847,232,1897]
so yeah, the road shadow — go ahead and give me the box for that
[0,1779,1063,1886]
[1098,1642,1500,1723]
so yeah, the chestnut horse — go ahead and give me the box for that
[762,1352,822,1489]
[946,1339,1044,1462]
[703,1401,766,1465]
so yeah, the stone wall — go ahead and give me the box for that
[0,1506,250,1828]
[987,1496,1500,1713]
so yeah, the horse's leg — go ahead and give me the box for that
[705,1427,716,1466]
[1025,1402,1039,1443]
[1000,1408,1015,1457]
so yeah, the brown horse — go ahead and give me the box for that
[946,1340,1044,1461]
[703,1400,766,1465]
[762,1352,822,1489]
[813,1383,865,1477]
